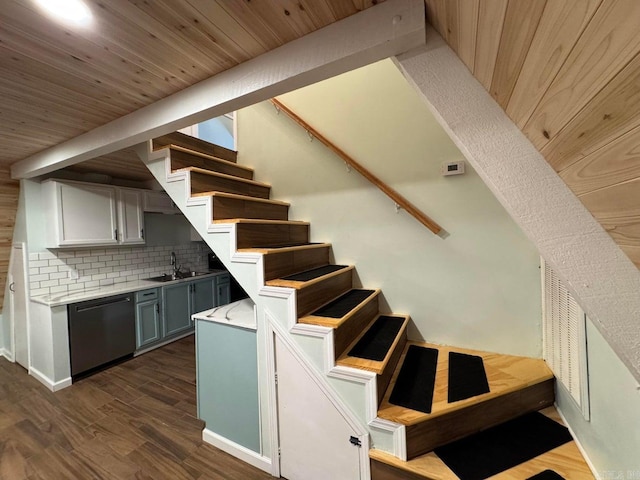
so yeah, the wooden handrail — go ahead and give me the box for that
[270,98,443,236]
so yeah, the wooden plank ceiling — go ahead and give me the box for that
[0,0,380,169]
[0,0,379,311]
[425,0,640,268]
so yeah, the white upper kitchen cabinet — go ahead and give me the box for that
[118,188,145,245]
[43,179,145,248]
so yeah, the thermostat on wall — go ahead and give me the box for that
[441,160,465,176]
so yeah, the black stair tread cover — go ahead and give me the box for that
[434,412,573,480]
[348,316,405,361]
[311,289,375,318]
[447,351,490,403]
[388,345,439,414]
[282,264,348,282]
[527,471,566,480]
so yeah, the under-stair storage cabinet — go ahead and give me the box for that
[42,179,146,248]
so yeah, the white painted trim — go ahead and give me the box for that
[29,366,72,392]
[329,366,378,423]
[12,0,426,179]
[395,26,640,383]
[263,311,281,477]
[369,418,407,460]
[202,428,272,474]
[555,404,600,479]
[267,312,368,436]
[0,348,13,362]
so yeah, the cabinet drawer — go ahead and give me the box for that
[136,288,159,302]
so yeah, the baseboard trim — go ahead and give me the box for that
[0,348,13,362]
[29,366,72,392]
[202,428,272,474]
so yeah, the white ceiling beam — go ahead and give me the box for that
[11,0,425,179]
[395,26,640,383]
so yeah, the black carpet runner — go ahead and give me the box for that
[282,264,347,282]
[348,316,404,361]
[434,412,573,480]
[527,471,566,480]
[389,345,439,414]
[447,352,490,403]
[311,289,375,318]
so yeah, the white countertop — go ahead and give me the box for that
[31,270,228,307]
[193,297,257,331]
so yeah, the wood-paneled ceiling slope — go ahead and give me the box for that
[0,0,380,173]
[424,0,640,269]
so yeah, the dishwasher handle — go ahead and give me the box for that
[74,296,131,313]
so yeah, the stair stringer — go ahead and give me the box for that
[137,143,408,462]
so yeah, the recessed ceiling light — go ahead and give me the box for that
[34,0,93,28]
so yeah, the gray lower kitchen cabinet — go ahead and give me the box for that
[192,278,215,314]
[134,274,232,352]
[216,274,231,306]
[135,288,161,348]
[162,282,192,337]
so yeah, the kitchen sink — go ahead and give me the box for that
[147,271,209,282]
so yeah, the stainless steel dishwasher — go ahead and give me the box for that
[68,293,136,378]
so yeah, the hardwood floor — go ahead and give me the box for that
[0,336,274,480]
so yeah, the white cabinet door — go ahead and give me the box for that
[119,188,145,245]
[275,335,363,480]
[51,181,118,247]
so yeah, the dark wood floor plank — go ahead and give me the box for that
[0,336,273,480]
[126,441,195,480]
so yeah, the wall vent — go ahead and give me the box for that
[542,259,590,419]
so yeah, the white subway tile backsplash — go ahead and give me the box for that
[29,242,210,298]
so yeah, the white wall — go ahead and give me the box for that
[237,59,542,357]
[558,319,640,476]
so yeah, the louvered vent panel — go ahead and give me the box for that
[542,260,589,418]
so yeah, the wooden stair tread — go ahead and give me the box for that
[266,265,352,289]
[212,218,309,226]
[378,342,553,426]
[299,288,380,328]
[191,191,290,206]
[336,314,410,375]
[239,242,330,254]
[166,144,253,173]
[152,131,237,162]
[370,407,594,480]
[177,166,270,187]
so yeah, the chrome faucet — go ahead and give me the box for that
[170,251,180,276]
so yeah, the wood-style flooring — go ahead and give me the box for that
[0,336,274,480]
